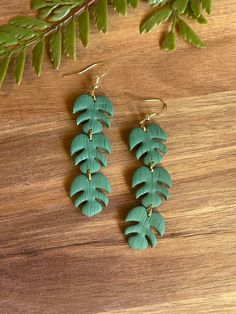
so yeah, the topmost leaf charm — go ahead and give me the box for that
[73,94,114,134]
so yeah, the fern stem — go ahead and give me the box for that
[1,0,99,59]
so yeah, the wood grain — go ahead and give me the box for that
[0,1,236,313]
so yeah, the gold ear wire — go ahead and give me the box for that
[63,62,107,100]
[124,92,167,131]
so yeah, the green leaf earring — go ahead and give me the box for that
[65,62,114,217]
[124,97,172,250]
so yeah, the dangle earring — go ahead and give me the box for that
[124,95,172,250]
[64,63,114,217]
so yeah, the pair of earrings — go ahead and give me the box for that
[65,63,172,250]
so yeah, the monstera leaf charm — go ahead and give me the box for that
[129,124,167,166]
[73,94,114,134]
[71,133,111,174]
[132,166,172,207]
[125,206,165,250]
[70,173,111,217]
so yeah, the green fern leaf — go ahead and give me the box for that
[132,166,172,207]
[140,7,173,33]
[0,32,18,47]
[0,24,36,41]
[147,0,168,6]
[202,0,211,14]
[73,94,114,134]
[78,8,89,47]
[63,16,76,60]
[113,0,127,16]
[127,0,139,9]
[71,133,111,174]
[70,173,111,217]
[49,30,61,69]
[47,5,76,22]
[172,0,189,14]
[0,54,10,87]
[125,206,165,249]
[161,30,176,51]
[32,38,45,76]
[191,0,201,18]
[92,0,108,33]
[178,18,205,48]
[10,17,50,31]
[15,47,26,85]
[129,124,167,166]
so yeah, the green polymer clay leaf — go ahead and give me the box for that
[161,30,176,51]
[63,16,76,60]
[140,7,173,33]
[129,124,167,167]
[71,133,111,174]
[10,17,50,31]
[92,0,108,33]
[178,18,205,48]
[172,0,189,14]
[70,173,111,217]
[32,38,45,76]
[132,166,172,208]
[73,94,114,134]
[49,30,62,69]
[113,0,127,16]
[124,206,165,250]
[78,8,90,48]
[15,47,26,85]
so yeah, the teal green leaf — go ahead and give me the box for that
[127,0,139,9]
[132,166,172,207]
[140,7,173,33]
[129,124,167,166]
[15,47,26,85]
[92,0,108,33]
[0,54,10,87]
[0,32,18,47]
[38,5,59,20]
[78,8,89,48]
[71,133,111,174]
[202,0,211,14]
[191,0,201,17]
[161,30,176,51]
[63,16,76,60]
[32,38,45,76]
[178,18,205,48]
[172,0,189,14]
[70,173,111,217]
[10,17,50,31]
[73,94,114,134]
[125,206,165,250]
[47,5,77,22]
[113,0,127,16]
[0,25,36,41]
[49,30,61,69]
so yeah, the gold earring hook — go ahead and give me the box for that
[63,62,107,100]
[124,92,167,131]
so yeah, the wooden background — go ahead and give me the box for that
[0,1,236,313]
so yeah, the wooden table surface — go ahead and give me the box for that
[1,1,236,313]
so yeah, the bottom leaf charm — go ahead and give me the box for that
[125,206,165,250]
[70,173,111,217]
